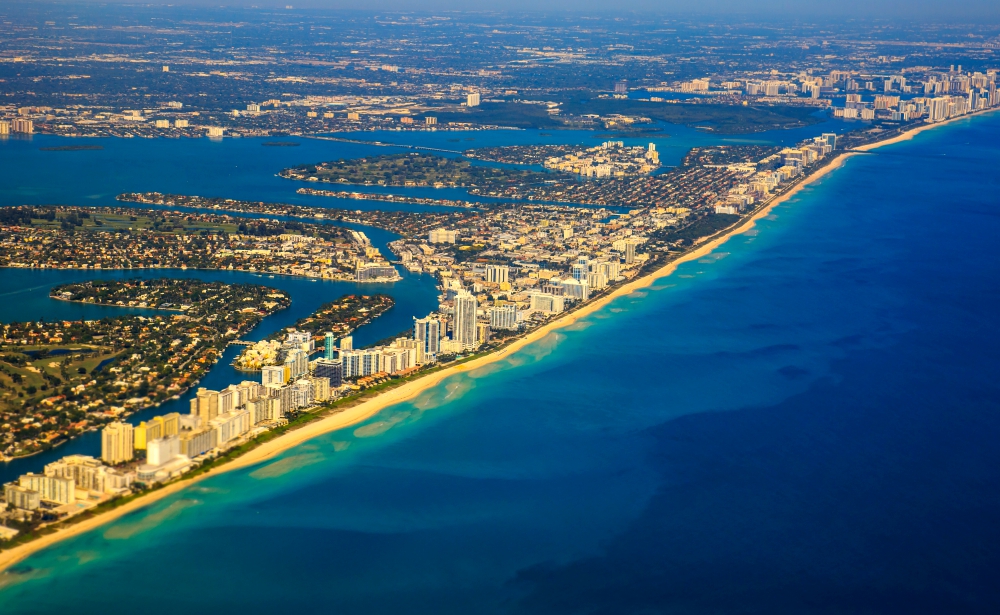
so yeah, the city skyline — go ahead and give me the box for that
[0,3,998,612]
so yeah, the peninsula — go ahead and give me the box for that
[2,109,998,573]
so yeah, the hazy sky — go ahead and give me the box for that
[55,0,1000,20]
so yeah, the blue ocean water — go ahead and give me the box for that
[2,112,1000,613]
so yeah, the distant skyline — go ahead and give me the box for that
[14,0,1000,21]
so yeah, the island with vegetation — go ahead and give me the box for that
[558,97,825,133]
[117,192,472,236]
[279,153,556,188]
[0,205,393,281]
[416,99,824,134]
[465,144,588,166]
[0,279,289,459]
[295,187,482,209]
[51,278,291,316]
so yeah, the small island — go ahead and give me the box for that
[1,204,399,282]
[51,278,291,315]
[467,141,661,177]
[279,153,553,188]
[39,145,105,152]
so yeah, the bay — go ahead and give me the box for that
[0,116,852,213]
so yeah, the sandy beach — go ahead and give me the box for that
[854,106,1000,152]
[0,109,991,574]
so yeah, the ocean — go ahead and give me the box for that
[1,112,999,613]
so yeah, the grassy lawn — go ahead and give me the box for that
[27,212,240,235]
[0,344,117,412]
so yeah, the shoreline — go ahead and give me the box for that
[0,109,991,575]
[854,107,1000,152]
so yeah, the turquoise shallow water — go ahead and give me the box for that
[2,113,1000,613]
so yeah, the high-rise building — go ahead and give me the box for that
[307,375,331,402]
[414,316,442,358]
[489,305,518,331]
[4,484,40,511]
[614,80,628,94]
[393,338,424,365]
[292,379,314,408]
[595,260,621,281]
[134,420,163,450]
[587,271,609,290]
[324,332,336,360]
[485,264,509,284]
[180,427,216,459]
[338,348,386,379]
[339,350,362,379]
[261,365,286,386]
[44,455,106,493]
[219,387,236,414]
[101,422,134,464]
[285,349,309,380]
[560,278,590,301]
[11,118,33,134]
[190,388,219,423]
[147,436,181,466]
[477,322,491,346]
[313,358,343,388]
[19,473,74,505]
[821,133,838,150]
[356,262,398,281]
[530,293,566,314]
[929,96,951,122]
[625,242,636,265]
[340,335,353,351]
[211,410,251,446]
[158,413,180,437]
[287,330,313,351]
[428,228,458,244]
[425,116,437,125]
[453,290,479,350]
[248,398,270,426]
[467,92,481,107]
